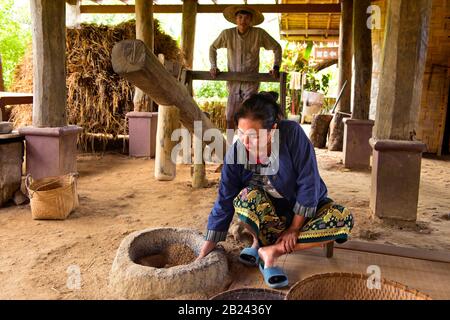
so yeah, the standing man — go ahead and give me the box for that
[210,5,282,129]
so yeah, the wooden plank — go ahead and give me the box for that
[80,4,342,14]
[0,92,33,122]
[335,241,450,264]
[188,70,282,83]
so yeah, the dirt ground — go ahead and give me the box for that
[0,149,449,299]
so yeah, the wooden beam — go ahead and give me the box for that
[111,39,216,134]
[188,71,282,83]
[326,13,332,38]
[281,29,339,36]
[80,4,342,14]
[181,0,197,69]
[31,0,66,127]
[351,0,372,120]
[281,35,339,42]
[0,92,33,122]
[335,241,450,264]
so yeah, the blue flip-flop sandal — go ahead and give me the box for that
[259,261,289,289]
[239,247,260,267]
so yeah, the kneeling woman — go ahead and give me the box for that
[197,92,354,289]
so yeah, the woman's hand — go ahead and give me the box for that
[275,227,299,254]
[195,240,216,261]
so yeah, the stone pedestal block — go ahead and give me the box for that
[19,126,82,180]
[369,138,426,223]
[127,112,158,158]
[343,119,375,169]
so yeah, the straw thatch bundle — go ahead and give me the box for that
[10,19,181,152]
[196,98,227,132]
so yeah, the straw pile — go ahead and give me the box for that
[10,19,182,152]
[196,98,227,131]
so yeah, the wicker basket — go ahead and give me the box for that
[286,273,432,300]
[210,288,286,300]
[26,173,79,220]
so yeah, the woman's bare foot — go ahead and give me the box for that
[258,244,284,268]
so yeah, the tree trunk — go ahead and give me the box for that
[328,0,353,151]
[310,114,333,148]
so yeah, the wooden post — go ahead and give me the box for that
[370,0,432,223]
[133,0,154,112]
[342,0,374,169]
[155,105,180,181]
[181,0,198,69]
[181,0,205,188]
[280,72,287,117]
[351,0,372,120]
[30,0,67,127]
[66,0,81,28]
[0,54,5,92]
[374,0,431,141]
[328,0,353,151]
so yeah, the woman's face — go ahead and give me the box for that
[237,117,276,161]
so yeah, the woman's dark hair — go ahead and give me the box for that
[234,92,284,129]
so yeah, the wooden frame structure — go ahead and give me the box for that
[183,70,288,117]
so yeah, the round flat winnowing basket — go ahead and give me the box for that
[210,288,286,300]
[286,273,432,300]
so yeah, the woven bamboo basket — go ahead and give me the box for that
[210,288,286,300]
[26,173,79,220]
[286,273,432,300]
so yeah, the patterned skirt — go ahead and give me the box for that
[233,186,354,246]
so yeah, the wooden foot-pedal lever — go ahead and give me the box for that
[324,242,334,258]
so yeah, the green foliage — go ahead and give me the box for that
[0,0,31,90]
[196,81,228,99]
[304,70,331,96]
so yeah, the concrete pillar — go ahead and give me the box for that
[370,0,432,223]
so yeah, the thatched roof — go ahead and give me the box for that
[280,0,341,42]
